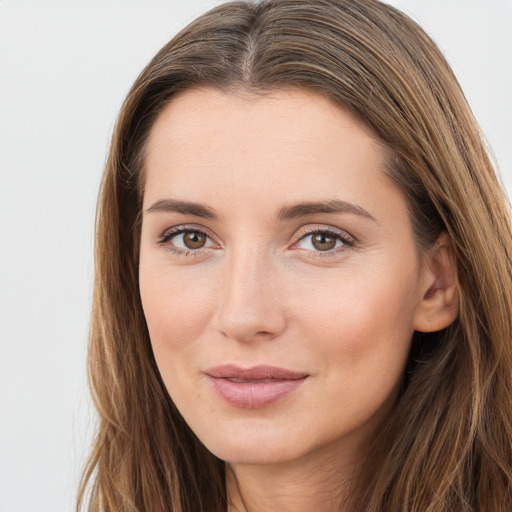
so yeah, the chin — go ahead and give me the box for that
[209,443,296,466]
[197,423,305,466]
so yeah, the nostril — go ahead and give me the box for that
[220,329,273,341]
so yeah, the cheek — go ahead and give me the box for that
[290,260,419,364]
[291,264,419,424]
[139,262,217,354]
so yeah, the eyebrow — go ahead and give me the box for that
[146,198,217,219]
[276,199,376,222]
[145,198,376,222]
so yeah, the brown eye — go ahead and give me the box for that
[295,228,352,254]
[183,231,207,249]
[159,228,213,252]
[312,233,336,251]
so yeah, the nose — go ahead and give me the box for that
[213,247,287,343]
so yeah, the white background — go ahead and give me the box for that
[0,1,510,511]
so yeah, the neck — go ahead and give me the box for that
[226,443,365,512]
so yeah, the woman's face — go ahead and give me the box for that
[139,88,431,467]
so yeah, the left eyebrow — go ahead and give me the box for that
[275,199,377,222]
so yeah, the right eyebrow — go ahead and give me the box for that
[275,199,377,223]
[146,198,218,219]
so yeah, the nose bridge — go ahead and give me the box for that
[215,242,286,342]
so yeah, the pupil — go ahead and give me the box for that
[313,233,335,251]
[184,232,205,249]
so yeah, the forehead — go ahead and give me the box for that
[143,87,395,213]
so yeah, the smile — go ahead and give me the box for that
[205,365,309,409]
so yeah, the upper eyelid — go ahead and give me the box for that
[157,224,356,249]
[158,224,352,238]
[159,224,216,241]
[293,225,356,243]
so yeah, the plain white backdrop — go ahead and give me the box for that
[0,1,510,511]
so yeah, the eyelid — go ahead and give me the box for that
[156,223,357,258]
[158,224,214,240]
[291,225,357,256]
[293,225,356,244]
[157,224,219,253]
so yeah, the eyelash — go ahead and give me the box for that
[157,225,356,258]
[293,226,355,258]
[157,226,216,258]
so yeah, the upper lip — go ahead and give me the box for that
[206,364,309,381]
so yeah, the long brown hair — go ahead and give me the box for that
[78,1,512,510]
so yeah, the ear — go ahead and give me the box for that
[413,232,459,333]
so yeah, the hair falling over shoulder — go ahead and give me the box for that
[78,1,512,510]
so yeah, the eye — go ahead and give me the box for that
[158,227,215,254]
[174,231,209,249]
[294,227,355,254]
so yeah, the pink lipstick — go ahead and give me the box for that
[205,365,308,409]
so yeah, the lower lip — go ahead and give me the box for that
[207,376,308,409]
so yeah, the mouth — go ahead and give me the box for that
[205,365,309,409]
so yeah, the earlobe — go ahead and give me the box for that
[413,232,459,333]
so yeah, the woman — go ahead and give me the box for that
[78,1,512,511]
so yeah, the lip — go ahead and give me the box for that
[205,365,309,409]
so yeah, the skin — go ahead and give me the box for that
[139,87,457,511]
